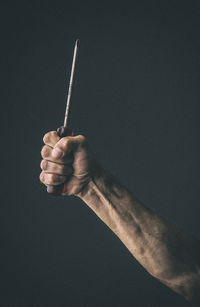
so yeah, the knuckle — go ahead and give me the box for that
[77,135,88,148]
[43,131,57,144]
[43,132,50,144]
[62,137,70,148]
[41,145,49,158]
[40,159,48,170]
[78,134,86,143]
[39,172,44,183]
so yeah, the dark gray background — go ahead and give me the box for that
[1,0,200,306]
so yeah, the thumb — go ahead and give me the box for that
[52,135,86,159]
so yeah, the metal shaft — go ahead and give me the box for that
[64,39,79,128]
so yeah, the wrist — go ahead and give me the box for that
[75,160,104,199]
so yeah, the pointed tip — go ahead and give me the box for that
[75,39,80,47]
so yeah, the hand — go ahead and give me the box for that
[40,131,96,196]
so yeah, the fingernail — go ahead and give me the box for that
[52,148,63,159]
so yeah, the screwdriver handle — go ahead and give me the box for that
[47,126,74,195]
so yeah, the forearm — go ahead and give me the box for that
[78,162,200,301]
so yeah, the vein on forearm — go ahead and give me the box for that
[79,164,200,301]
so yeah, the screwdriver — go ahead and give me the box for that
[47,39,79,195]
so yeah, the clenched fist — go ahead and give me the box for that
[40,131,96,196]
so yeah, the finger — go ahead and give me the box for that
[51,135,87,159]
[40,159,73,176]
[41,145,73,164]
[43,131,60,148]
[40,171,66,186]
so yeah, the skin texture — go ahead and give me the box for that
[40,131,200,302]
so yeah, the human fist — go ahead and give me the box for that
[40,131,95,196]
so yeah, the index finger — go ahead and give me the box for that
[43,131,60,148]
